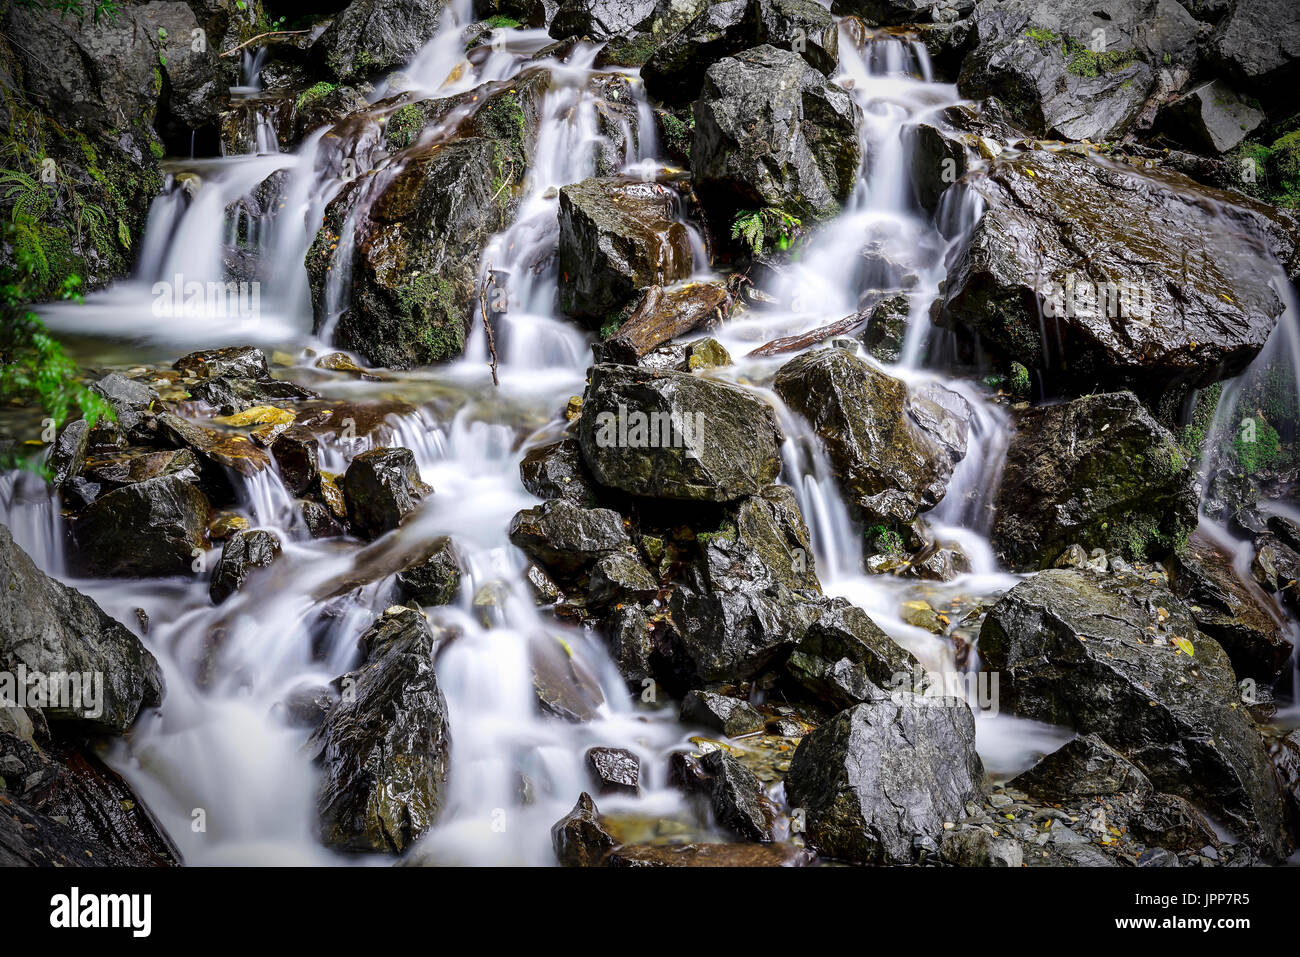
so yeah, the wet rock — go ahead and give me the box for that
[979,569,1292,859]
[786,599,925,711]
[48,419,90,486]
[395,536,463,606]
[300,500,344,539]
[530,634,605,722]
[859,294,909,364]
[1166,532,1290,684]
[82,448,202,492]
[906,543,972,582]
[551,792,618,866]
[939,827,1024,867]
[71,475,211,579]
[1011,734,1153,801]
[680,689,765,736]
[692,45,861,227]
[1249,533,1300,616]
[587,552,659,607]
[939,150,1285,401]
[774,347,965,527]
[700,749,775,841]
[596,281,732,365]
[342,447,432,540]
[578,364,783,502]
[175,346,270,380]
[906,123,967,216]
[957,0,1197,141]
[270,426,321,496]
[605,841,812,866]
[310,607,451,854]
[91,373,158,438]
[603,603,656,686]
[585,746,641,794]
[314,0,450,82]
[1160,80,1263,154]
[642,0,838,105]
[520,437,600,505]
[508,498,633,579]
[785,694,986,864]
[0,525,164,733]
[280,685,337,730]
[549,0,660,39]
[188,375,319,415]
[991,392,1197,570]
[158,413,272,477]
[557,178,693,322]
[589,72,641,176]
[209,529,282,605]
[1129,792,1220,853]
[1208,0,1300,94]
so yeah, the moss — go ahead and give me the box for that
[657,109,693,162]
[295,81,338,111]
[396,273,468,363]
[598,32,661,67]
[1023,28,1138,79]
[484,15,520,27]
[385,104,424,150]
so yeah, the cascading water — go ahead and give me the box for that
[11,14,1289,866]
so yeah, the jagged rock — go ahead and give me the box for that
[1129,792,1220,853]
[834,0,973,24]
[508,498,633,579]
[395,536,463,606]
[939,150,1285,401]
[785,693,986,864]
[979,569,1292,859]
[991,392,1197,570]
[700,749,775,840]
[578,364,783,502]
[1160,79,1263,154]
[586,552,659,607]
[680,689,765,736]
[342,448,431,540]
[520,437,600,505]
[1011,734,1153,801]
[270,425,321,496]
[605,841,812,866]
[1208,0,1300,95]
[175,346,270,380]
[551,792,618,866]
[786,599,925,711]
[906,122,968,215]
[0,525,164,732]
[585,746,641,794]
[642,0,838,104]
[158,413,272,476]
[209,529,282,604]
[1166,532,1290,683]
[71,475,211,579]
[188,376,319,415]
[81,448,202,492]
[549,0,660,38]
[940,827,1024,867]
[91,374,159,438]
[557,178,693,322]
[530,633,605,722]
[859,294,909,363]
[310,608,451,853]
[692,45,861,226]
[313,0,450,82]
[774,347,966,527]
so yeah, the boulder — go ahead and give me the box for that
[700,749,775,841]
[557,178,693,322]
[979,569,1292,859]
[834,0,974,25]
[692,45,861,226]
[508,498,633,578]
[1160,80,1264,154]
[578,364,783,502]
[939,150,1285,401]
[680,689,765,736]
[270,425,321,496]
[342,447,431,540]
[71,475,211,578]
[642,0,838,104]
[520,437,600,505]
[549,0,660,38]
[585,746,641,794]
[991,392,1197,570]
[395,536,463,606]
[175,346,270,380]
[774,347,966,527]
[1208,0,1300,94]
[1010,734,1153,801]
[158,413,273,477]
[0,525,164,733]
[551,792,618,866]
[785,694,986,864]
[314,0,451,82]
[786,599,925,711]
[209,529,282,604]
[310,608,451,854]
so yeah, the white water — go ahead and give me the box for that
[10,16,1287,865]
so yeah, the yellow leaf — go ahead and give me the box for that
[1172,636,1195,657]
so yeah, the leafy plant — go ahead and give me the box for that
[730,207,802,255]
[13,0,120,23]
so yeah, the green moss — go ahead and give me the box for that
[385,104,424,150]
[657,109,693,162]
[396,273,468,363]
[1023,28,1138,79]
[484,15,520,27]
[295,81,338,111]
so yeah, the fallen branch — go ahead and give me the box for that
[746,311,865,358]
[478,266,501,386]
[220,30,312,58]
[600,282,732,364]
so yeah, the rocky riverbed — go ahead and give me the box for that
[1,0,1298,868]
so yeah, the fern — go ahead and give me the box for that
[730,207,802,255]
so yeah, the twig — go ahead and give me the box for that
[220,30,312,58]
[478,265,500,387]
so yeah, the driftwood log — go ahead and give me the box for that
[599,282,732,364]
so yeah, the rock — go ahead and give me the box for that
[158,413,273,477]
[187,375,319,415]
[957,0,1197,141]
[47,419,90,487]
[314,0,450,82]
[692,45,861,227]
[209,529,282,604]
[906,122,968,216]
[520,437,600,504]
[91,373,158,438]
[589,72,641,175]
[642,0,838,104]
[939,150,1285,401]
[605,841,812,866]
[1161,80,1263,154]
[508,498,632,579]
[786,599,925,711]
[906,543,973,582]
[578,364,783,502]
[1129,792,1220,853]
[785,694,986,864]
[530,634,605,722]
[342,448,431,540]
[940,827,1024,867]
[603,603,656,686]
[270,426,321,496]
[774,347,965,527]
[1011,734,1153,801]
[1166,532,1290,683]
[175,346,270,380]
[835,0,974,25]
[1208,0,1300,94]
[979,569,1292,859]
[551,792,618,866]
[549,0,660,39]
[585,746,641,794]
[0,525,164,733]
[310,608,451,854]
[301,500,344,539]
[700,749,775,841]
[859,294,909,363]
[557,178,693,322]
[71,475,211,578]
[81,448,202,492]
[587,552,659,607]
[395,536,463,606]
[680,689,765,736]
[280,685,337,729]
[991,392,1197,570]
[596,281,731,365]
